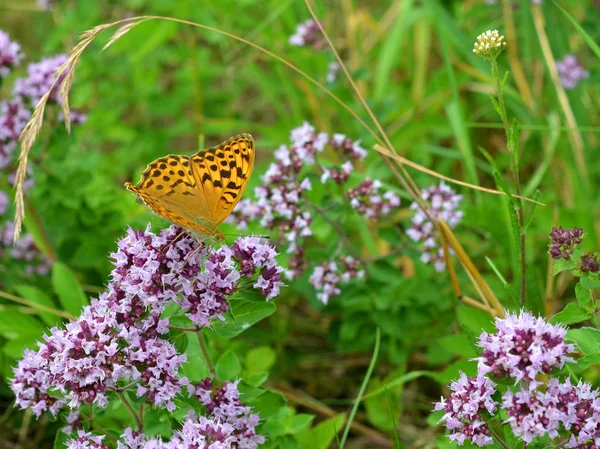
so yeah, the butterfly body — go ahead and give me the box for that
[125,133,254,241]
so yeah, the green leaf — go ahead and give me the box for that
[296,413,346,449]
[180,333,210,381]
[245,346,276,374]
[13,284,60,327]
[552,257,578,276]
[456,304,495,338]
[2,334,42,358]
[575,283,593,309]
[576,353,600,370]
[212,299,276,338]
[290,414,315,434]
[216,350,241,381]
[0,308,46,339]
[51,262,89,316]
[549,303,591,325]
[54,431,70,449]
[246,371,269,387]
[567,327,600,356]
[580,276,600,290]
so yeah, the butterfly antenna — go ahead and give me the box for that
[222,233,271,240]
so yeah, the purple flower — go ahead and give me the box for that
[548,226,584,260]
[231,236,284,299]
[502,386,562,443]
[580,253,600,273]
[14,54,69,105]
[407,182,463,272]
[188,378,264,447]
[434,373,497,447]
[66,430,109,449]
[1,221,52,276]
[11,348,66,418]
[476,310,574,385]
[347,178,401,220]
[0,190,8,216]
[309,255,364,304]
[0,98,30,169]
[0,30,23,78]
[289,19,326,50]
[556,54,589,89]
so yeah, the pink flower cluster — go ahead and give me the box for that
[477,310,574,385]
[434,373,497,446]
[0,30,23,78]
[435,311,590,448]
[407,182,463,272]
[309,255,364,304]
[289,19,326,50]
[11,225,282,426]
[548,226,584,260]
[556,54,590,90]
[227,122,398,301]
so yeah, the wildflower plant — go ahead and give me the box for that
[11,224,287,448]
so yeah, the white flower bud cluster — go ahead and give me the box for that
[473,30,506,60]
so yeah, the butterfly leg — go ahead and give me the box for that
[161,229,188,253]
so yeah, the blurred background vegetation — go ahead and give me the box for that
[0,0,598,447]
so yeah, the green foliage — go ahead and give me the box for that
[0,0,599,448]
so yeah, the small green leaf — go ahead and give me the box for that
[216,350,241,381]
[180,333,209,381]
[13,284,60,327]
[580,276,600,290]
[54,431,70,449]
[246,371,269,387]
[567,327,600,356]
[456,304,495,338]
[296,413,346,449]
[245,346,276,374]
[575,283,593,309]
[212,299,275,338]
[549,303,591,325]
[51,262,89,316]
[0,308,46,339]
[552,257,578,276]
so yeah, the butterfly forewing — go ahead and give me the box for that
[124,133,254,234]
[189,133,255,225]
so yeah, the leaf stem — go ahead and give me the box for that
[196,329,216,377]
[116,391,143,430]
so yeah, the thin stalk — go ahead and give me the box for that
[491,60,527,305]
[196,329,216,377]
[117,391,143,430]
[490,429,511,449]
[340,328,381,448]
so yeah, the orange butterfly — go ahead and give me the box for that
[125,134,255,242]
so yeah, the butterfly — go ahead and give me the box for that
[125,133,255,242]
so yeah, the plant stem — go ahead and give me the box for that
[196,329,216,377]
[490,429,511,449]
[117,391,143,430]
[492,60,527,305]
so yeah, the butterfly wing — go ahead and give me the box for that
[125,154,215,234]
[188,133,255,226]
[125,133,255,233]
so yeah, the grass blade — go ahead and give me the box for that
[340,327,381,448]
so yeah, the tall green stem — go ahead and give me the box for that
[492,60,527,305]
